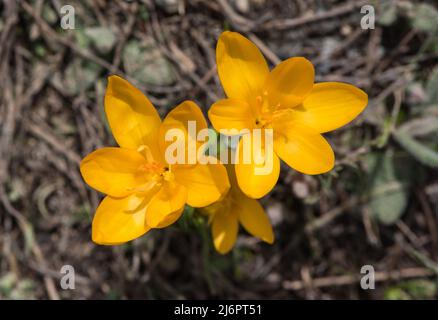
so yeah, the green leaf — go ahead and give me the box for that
[384,287,410,300]
[123,39,176,86]
[22,222,35,256]
[84,26,117,54]
[426,67,438,104]
[74,29,91,49]
[394,131,438,168]
[385,279,436,300]
[366,152,412,225]
[396,117,438,137]
[370,182,408,225]
[139,5,150,21]
[177,205,205,232]
[411,3,438,33]
[0,273,36,299]
[42,4,58,24]
[404,279,436,299]
[379,1,398,26]
[51,59,101,96]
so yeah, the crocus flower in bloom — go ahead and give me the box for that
[80,76,230,244]
[208,31,368,199]
[202,163,274,254]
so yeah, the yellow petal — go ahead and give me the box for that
[92,194,151,245]
[265,57,314,109]
[80,147,148,197]
[208,98,255,134]
[173,158,230,207]
[159,101,207,164]
[290,82,368,133]
[154,206,185,229]
[212,211,238,254]
[235,132,280,199]
[145,181,187,228]
[273,121,334,175]
[216,31,269,102]
[105,75,162,160]
[234,196,274,244]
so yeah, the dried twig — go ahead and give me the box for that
[283,267,434,291]
[263,0,369,30]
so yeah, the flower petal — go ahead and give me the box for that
[265,57,314,109]
[92,194,151,245]
[173,158,230,207]
[208,98,255,134]
[235,132,280,199]
[217,31,269,102]
[80,147,148,197]
[212,211,238,254]
[145,181,187,228]
[273,121,334,175]
[105,75,162,160]
[153,206,185,229]
[159,100,207,164]
[290,82,368,133]
[235,196,274,244]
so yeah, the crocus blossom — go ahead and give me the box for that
[80,76,230,244]
[202,163,274,254]
[209,31,368,199]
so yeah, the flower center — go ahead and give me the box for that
[162,169,174,182]
[128,145,175,194]
[138,162,165,175]
[254,93,277,128]
[254,93,293,128]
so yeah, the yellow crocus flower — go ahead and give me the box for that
[80,75,230,245]
[202,164,274,254]
[209,31,368,199]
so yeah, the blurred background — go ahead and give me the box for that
[0,0,438,299]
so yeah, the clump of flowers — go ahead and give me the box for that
[80,32,368,254]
